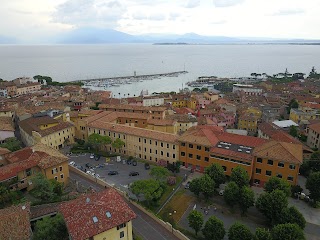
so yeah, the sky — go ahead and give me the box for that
[1,0,320,43]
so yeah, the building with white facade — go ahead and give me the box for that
[233,84,263,96]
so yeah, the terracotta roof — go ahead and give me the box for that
[0,203,31,240]
[0,147,10,155]
[0,117,14,131]
[253,141,303,164]
[0,158,39,181]
[99,103,167,112]
[178,126,223,146]
[89,121,177,143]
[210,147,254,161]
[30,202,60,220]
[59,189,136,240]
[165,114,198,123]
[309,122,320,134]
[147,118,176,126]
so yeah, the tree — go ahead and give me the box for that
[255,228,272,240]
[306,171,320,204]
[187,210,203,236]
[271,223,305,240]
[205,163,226,188]
[149,166,170,182]
[228,222,253,240]
[280,206,306,229]
[189,178,202,197]
[308,151,320,172]
[200,174,215,200]
[264,176,291,197]
[239,186,255,215]
[287,99,299,114]
[230,166,249,188]
[256,189,288,226]
[202,216,225,240]
[0,137,22,152]
[130,179,164,205]
[87,133,111,151]
[32,214,68,240]
[289,126,298,138]
[31,173,54,201]
[112,138,125,152]
[224,181,239,207]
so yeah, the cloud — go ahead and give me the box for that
[52,0,126,28]
[148,13,166,21]
[131,11,148,20]
[185,0,200,8]
[212,0,245,7]
[211,20,227,24]
[272,8,305,16]
[169,12,180,21]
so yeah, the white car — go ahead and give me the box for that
[219,189,225,196]
[69,161,75,166]
[86,171,92,175]
[90,154,95,159]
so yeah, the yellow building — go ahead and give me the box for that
[146,118,177,134]
[238,113,259,134]
[16,82,41,96]
[59,189,136,240]
[204,92,219,102]
[289,108,317,124]
[0,143,69,190]
[19,116,75,149]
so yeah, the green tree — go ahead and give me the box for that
[0,137,22,152]
[202,216,225,240]
[280,206,306,229]
[255,228,272,240]
[31,173,54,201]
[112,138,125,152]
[49,179,63,197]
[239,186,255,215]
[228,222,253,240]
[130,179,164,205]
[205,163,226,188]
[271,223,305,240]
[256,189,288,226]
[308,151,320,172]
[224,181,239,207]
[187,210,203,236]
[189,178,202,197]
[149,166,170,182]
[289,126,298,138]
[264,176,291,197]
[306,171,320,204]
[287,99,299,114]
[200,174,215,200]
[32,214,68,240]
[230,166,249,188]
[87,133,111,150]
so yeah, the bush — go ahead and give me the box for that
[167,176,176,186]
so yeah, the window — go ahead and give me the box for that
[173,145,175,150]
[205,147,210,152]
[287,175,294,181]
[222,166,227,171]
[255,168,261,174]
[139,138,141,142]
[52,168,57,174]
[189,144,193,148]
[144,148,146,152]
[267,160,273,165]
[167,144,169,148]
[276,173,282,179]
[257,158,262,163]
[161,142,164,147]
[120,231,124,238]
[266,170,272,176]
[181,142,186,147]
[155,141,158,146]
[26,168,32,176]
[188,153,193,158]
[155,150,158,154]
[197,145,201,150]
[167,153,169,157]
[278,162,284,168]
[150,149,152,153]
[144,139,146,143]
[54,176,58,181]
[196,155,201,160]
[117,223,126,230]
[181,152,185,156]
[289,164,296,170]
[161,151,163,156]
[150,140,152,144]
[173,154,176,159]
[204,157,209,162]
[60,174,64,179]
[59,166,63,171]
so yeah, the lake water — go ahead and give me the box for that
[0,44,319,96]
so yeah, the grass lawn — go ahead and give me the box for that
[159,189,196,224]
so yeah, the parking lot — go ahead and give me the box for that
[69,153,153,190]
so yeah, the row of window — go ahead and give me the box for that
[255,168,294,181]
[139,138,176,149]
[142,147,176,158]
[257,158,296,169]
[52,166,63,174]
[54,174,64,180]
[210,154,251,166]
[181,152,209,162]
[180,143,210,152]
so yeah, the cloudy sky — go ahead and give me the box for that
[1,0,320,42]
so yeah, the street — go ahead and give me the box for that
[69,171,181,240]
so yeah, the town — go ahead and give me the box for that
[0,69,320,240]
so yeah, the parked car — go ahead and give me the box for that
[69,161,75,166]
[90,153,95,159]
[127,159,132,165]
[108,171,119,175]
[86,170,92,175]
[132,160,137,166]
[129,171,139,176]
[144,163,150,170]
[95,155,101,161]
[85,163,93,168]
[185,181,191,189]
[96,163,104,168]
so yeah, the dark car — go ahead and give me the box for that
[127,159,132,165]
[94,155,101,161]
[144,163,150,170]
[185,181,191,189]
[85,163,93,168]
[129,171,139,176]
[132,160,137,166]
[108,171,119,175]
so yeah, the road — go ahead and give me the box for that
[70,171,181,240]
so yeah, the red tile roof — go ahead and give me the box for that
[0,203,31,240]
[59,189,136,240]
